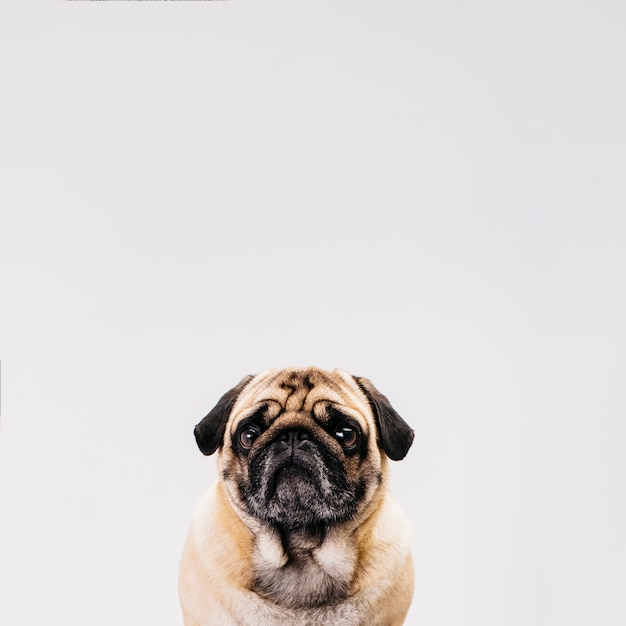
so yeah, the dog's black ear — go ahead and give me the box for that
[353,376,414,461]
[194,375,255,456]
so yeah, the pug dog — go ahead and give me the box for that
[179,367,415,626]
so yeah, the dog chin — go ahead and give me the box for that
[268,466,326,525]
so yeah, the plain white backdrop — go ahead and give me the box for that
[1,1,625,625]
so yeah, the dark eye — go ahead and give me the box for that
[334,423,360,451]
[238,424,261,451]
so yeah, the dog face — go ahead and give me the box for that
[193,368,414,531]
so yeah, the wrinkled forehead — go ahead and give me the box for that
[229,367,371,427]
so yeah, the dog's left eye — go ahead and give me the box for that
[238,425,261,451]
[334,423,360,451]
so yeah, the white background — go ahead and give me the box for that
[1,2,625,625]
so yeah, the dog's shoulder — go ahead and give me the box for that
[179,484,255,613]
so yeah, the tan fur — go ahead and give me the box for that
[179,368,414,625]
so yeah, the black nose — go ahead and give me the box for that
[277,429,311,446]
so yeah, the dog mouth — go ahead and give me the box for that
[243,437,357,528]
[267,459,319,498]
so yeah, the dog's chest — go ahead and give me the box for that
[251,529,356,610]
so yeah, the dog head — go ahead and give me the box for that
[193,367,414,530]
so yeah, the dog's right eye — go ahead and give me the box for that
[238,425,261,451]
